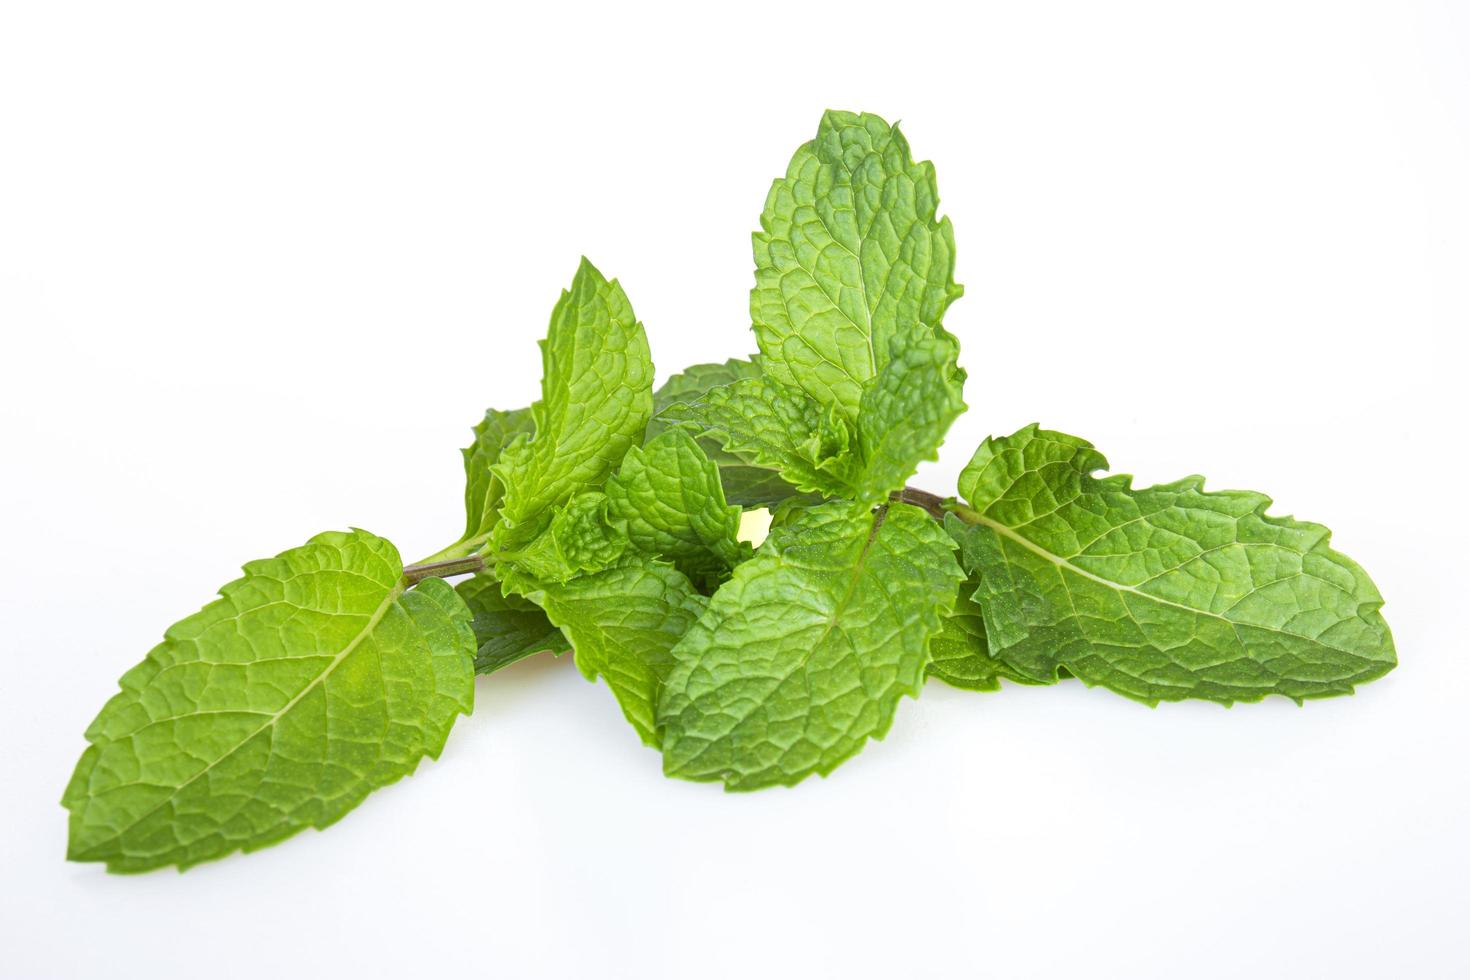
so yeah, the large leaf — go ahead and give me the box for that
[63,530,475,873]
[456,573,567,675]
[521,563,708,746]
[493,258,654,552]
[658,501,963,790]
[605,428,749,586]
[460,407,534,544]
[954,425,1397,704]
[751,110,962,421]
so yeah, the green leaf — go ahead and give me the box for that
[659,376,858,498]
[605,428,749,586]
[652,357,764,412]
[716,461,812,513]
[927,519,1050,692]
[492,258,654,552]
[658,501,964,790]
[954,425,1397,705]
[63,530,475,873]
[521,563,708,746]
[455,573,567,675]
[925,587,997,690]
[752,110,963,421]
[461,407,535,543]
[504,492,629,586]
[651,358,804,509]
[853,326,966,500]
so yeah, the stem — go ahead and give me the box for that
[403,554,486,583]
[889,486,951,521]
[944,499,984,524]
[413,533,488,566]
[403,532,490,584]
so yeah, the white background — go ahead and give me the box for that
[2,2,1466,978]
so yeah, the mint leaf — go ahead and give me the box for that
[651,358,800,509]
[456,573,568,675]
[493,258,654,552]
[927,523,1050,692]
[63,530,475,872]
[521,564,707,745]
[503,492,629,586]
[658,501,963,790]
[926,586,1003,690]
[659,376,857,498]
[606,428,749,586]
[461,407,534,543]
[664,333,966,505]
[752,111,962,421]
[497,483,708,744]
[954,425,1397,704]
[716,460,812,513]
[853,327,966,500]
[652,357,763,411]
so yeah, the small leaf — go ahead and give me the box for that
[954,425,1397,704]
[456,573,567,675]
[461,407,535,543]
[716,464,811,513]
[651,358,801,509]
[63,530,475,873]
[605,428,749,586]
[652,357,764,413]
[660,376,858,498]
[659,501,963,790]
[493,258,654,552]
[926,588,1002,691]
[853,327,966,500]
[752,111,962,421]
[521,563,708,746]
[504,492,629,586]
[926,518,1050,692]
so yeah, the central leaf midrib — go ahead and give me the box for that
[970,513,1370,658]
[827,139,877,380]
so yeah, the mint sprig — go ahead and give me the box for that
[64,110,1396,872]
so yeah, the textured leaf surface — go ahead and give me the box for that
[752,110,962,421]
[504,492,628,586]
[63,530,475,873]
[493,258,654,552]
[659,501,963,790]
[927,518,1049,692]
[652,358,764,411]
[854,327,966,500]
[606,428,748,585]
[716,461,810,513]
[461,407,534,543]
[926,587,999,690]
[456,573,567,675]
[651,358,797,509]
[522,564,707,746]
[660,376,857,498]
[955,426,1396,704]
